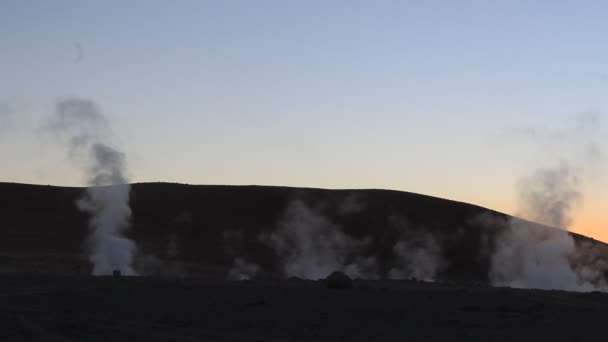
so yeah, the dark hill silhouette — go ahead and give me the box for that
[0,182,605,283]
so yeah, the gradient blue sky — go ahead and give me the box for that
[1,1,607,239]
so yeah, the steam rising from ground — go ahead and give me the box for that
[389,229,445,281]
[46,97,136,275]
[260,200,377,280]
[227,258,261,281]
[489,216,592,291]
[224,195,449,281]
[488,116,606,291]
[488,163,607,291]
[223,230,262,280]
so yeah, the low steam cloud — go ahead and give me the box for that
[260,200,377,280]
[388,216,446,281]
[389,235,445,281]
[46,97,136,275]
[227,258,261,281]
[223,230,262,280]
[223,195,450,281]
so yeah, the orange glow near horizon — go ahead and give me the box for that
[571,216,608,244]
[461,194,607,244]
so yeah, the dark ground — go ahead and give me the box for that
[0,275,606,342]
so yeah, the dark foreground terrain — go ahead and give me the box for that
[0,275,606,342]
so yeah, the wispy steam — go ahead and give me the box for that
[227,258,261,281]
[388,216,446,281]
[260,200,377,280]
[46,97,136,275]
[223,230,262,280]
[516,163,581,229]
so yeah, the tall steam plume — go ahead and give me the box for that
[483,114,608,291]
[46,97,136,275]
[488,163,594,291]
[487,115,608,291]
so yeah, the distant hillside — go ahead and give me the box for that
[0,182,605,284]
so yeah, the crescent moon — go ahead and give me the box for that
[73,42,83,64]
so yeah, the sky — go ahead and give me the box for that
[1,1,607,240]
